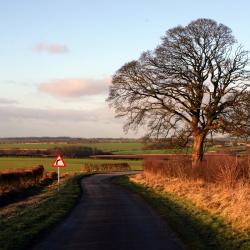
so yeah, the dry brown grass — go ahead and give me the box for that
[132,154,250,232]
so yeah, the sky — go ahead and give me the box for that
[0,0,250,138]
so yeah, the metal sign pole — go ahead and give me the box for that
[53,155,65,191]
[58,166,60,191]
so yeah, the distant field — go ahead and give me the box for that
[0,143,56,150]
[0,142,195,154]
[0,142,143,152]
[0,142,220,155]
[0,157,142,172]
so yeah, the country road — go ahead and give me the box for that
[31,172,184,250]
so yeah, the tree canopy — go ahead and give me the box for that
[107,18,250,166]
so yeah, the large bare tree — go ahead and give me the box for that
[107,19,250,167]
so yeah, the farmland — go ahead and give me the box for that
[0,139,195,173]
[1,138,250,249]
[0,157,142,172]
[0,139,224,156]
[0,141,188,154]
[0,138,248,173]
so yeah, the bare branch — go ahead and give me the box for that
[107,18,250,164]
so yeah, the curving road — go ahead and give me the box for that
[31,173,184,250]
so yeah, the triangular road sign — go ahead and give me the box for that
[52,155,66,167]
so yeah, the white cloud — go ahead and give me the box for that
[0,105,122,124]
[0,106,95,122]
[33,43,69,54]
[38,78,110,98]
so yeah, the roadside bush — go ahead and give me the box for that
[143,154,250,188]
[143,155,191,179]
[42,171,58,184]
[197,155,249,187]
[82,163,131,172]
[0,165,44,193]
[44,171,57,180]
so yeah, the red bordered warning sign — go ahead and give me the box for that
[52,155,66,168]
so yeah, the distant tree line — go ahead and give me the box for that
[0,146,109,158]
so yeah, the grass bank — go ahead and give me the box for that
[0,174,86,250]
[115,176,250,250]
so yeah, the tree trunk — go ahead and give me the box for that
[192,132,206,168]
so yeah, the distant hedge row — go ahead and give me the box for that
[0,165,44,193]
[82,162,131,172]
[0,166,59,195]
[52,146,106,158]
[0,146,110,158]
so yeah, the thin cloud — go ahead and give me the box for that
[33,42,69,54]
[0,105,141,137]
[0,105,118,123]
[0,98,18,105]
[38,78,110,98]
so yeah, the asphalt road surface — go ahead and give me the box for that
[31,172,184,250]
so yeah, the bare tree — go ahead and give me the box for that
[107,19,250,167]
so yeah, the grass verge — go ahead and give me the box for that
[115,176,250,250]
[0,174,87,250]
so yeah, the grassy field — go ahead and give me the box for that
[0,141,151,154]
[0,142,145,154]
[0,157,142,172]
[0,141,219,155]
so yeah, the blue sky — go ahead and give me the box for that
[0,0,250,137]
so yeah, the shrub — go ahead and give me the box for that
[0,165,44,193]
[143,154,250,188]
[143,155,191,179]
[82,163,131,173]
[43,171,58,180]
[50,146,107,158]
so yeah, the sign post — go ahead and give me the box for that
[57,166,60,189]
[52,155,66,190]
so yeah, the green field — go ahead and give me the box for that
[0,141,221,173]
[0,157,142,172]
[0,142,193,154]
[0,141,221,155]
